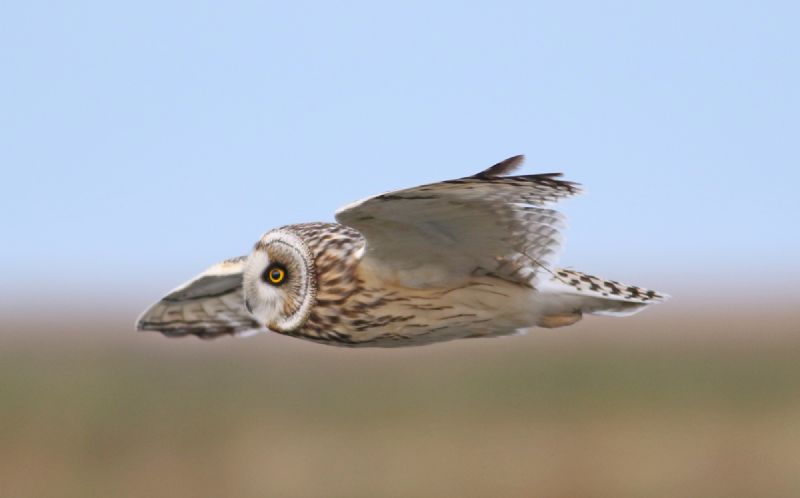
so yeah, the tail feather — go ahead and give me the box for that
[537,268,667,318]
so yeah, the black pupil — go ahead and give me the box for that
[270,269,283,281]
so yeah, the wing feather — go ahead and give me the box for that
[335,155,581,288]
[136,256,263,339]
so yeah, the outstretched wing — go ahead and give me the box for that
[136,256,263,339]
[335,155,581,288]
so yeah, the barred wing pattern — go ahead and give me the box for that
[136,256,262,339]
[335,156,580,288]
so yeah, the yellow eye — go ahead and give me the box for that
[265,266,286,285]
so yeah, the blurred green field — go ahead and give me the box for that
[1,304,799,498]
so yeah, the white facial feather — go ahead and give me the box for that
[242,229,317,333]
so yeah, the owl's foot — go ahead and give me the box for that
[537,312,582,328]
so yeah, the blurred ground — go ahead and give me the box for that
[1,300,799,498]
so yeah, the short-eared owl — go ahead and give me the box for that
[138,155,666,347]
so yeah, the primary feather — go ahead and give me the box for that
[335,156,579,288]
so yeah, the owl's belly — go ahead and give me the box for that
[298,277,542,347]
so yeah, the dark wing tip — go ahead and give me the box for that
[517,172,582,194]
[476,155,525,178]
[137,320,243,339]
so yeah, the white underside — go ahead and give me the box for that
[343,273,653,347]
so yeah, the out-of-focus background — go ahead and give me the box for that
[1,2,799,497]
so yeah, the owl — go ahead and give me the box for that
[137,155,666,347]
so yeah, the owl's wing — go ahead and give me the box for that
[335,155,581,288]
[136,256,264,339]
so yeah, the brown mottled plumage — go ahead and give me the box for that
[137,155,666,347]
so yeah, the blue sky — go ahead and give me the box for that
[1,1,798,306]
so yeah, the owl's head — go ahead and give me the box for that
[242,229,317,333]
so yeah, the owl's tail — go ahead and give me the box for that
[533,268,667,327]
